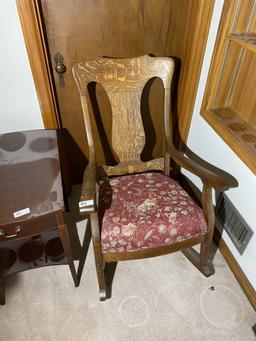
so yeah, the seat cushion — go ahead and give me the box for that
[99,173,207,253]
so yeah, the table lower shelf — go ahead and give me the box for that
[0,229,68,278]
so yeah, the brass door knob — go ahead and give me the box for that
[54,52,67,87]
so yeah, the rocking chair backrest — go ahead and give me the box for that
[73,55,174,176]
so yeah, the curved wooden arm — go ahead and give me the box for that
[79,162,97,214]
[168,144,238,190]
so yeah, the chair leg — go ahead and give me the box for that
[182,225,215,277]
[56,213,79,287]
[90,214,107,301]
[0,277,6,305]
[199,185,215,277]
[200,231,215,277]
[93,244,107,301]
[182,240,214,277]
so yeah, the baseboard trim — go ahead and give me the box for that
[214,229,256,311]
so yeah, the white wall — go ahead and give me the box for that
[0,0,43,134]
[184,0,256,289]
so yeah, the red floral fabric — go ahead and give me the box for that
[98,173,207,253]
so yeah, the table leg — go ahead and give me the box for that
[0,277,6,305]
[56,213,79,287]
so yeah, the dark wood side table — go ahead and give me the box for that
[0,129,78,305]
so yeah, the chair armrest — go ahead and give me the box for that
[168,144,238,190]
[78,162,97,214]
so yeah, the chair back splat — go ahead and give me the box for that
[73,55,174,176]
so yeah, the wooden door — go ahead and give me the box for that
[39,1,194,169]
[17,0,214,182]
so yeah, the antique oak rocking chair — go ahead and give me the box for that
[73,55,237,300]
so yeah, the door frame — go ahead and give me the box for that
[16,0,59,128]
[16,0,215,144]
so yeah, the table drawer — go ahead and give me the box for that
[0,214,58,243]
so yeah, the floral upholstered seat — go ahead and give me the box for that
[99,173,207,253]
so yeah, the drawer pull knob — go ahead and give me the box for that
[0,226,22,238]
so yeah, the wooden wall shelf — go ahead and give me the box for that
[201,0,256,175]
[202,108,256,174]
[228,33,256,53]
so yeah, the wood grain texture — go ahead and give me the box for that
[204,108,256,174]
[176,0,215,148]
[16,0,59,128]
[40,0,177,165]
[212,41,242,108]
[231,0,256,33]
[73,55,174,175]
[167,141,238,190]
[230,49,256,125]
[229,33,256,54]
[18,0,214,164]
[80,162,97,214]
[73,55,238,300]
[203,0,238,111]
[90,213,107,300]
[56,212,79,287]
[201,0,256,175]
[102,158,165,176]
[73,56,174,93]
[74,55,237,193]
[16,0,215,175]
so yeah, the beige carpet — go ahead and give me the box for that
[0,188,255,341]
